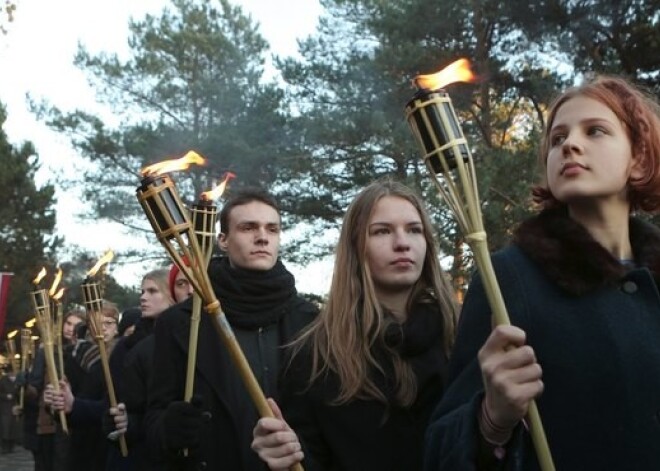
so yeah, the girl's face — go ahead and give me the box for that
[101,315,118,342]
[62,315,83,342]
[365,196,427,298]
[546,96,641,210]
[140,279,172,318]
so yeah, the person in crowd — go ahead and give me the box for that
[46,301,121,471]
[168,257,194,303]
[0,365,20,454]
[146,188,319,470]
[423,75,660,470]
[251,179,458,471]
[104,269,175,471]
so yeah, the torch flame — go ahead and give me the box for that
[87,250,115,277]
[141,150,206,177]
[53,288,65,301]
[413,58,476,91]
[32,267,47,285]
[201,172,236,201]
[48,268,63,297]
[6,330,18,339]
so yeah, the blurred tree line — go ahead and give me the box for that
[2,0,659,332]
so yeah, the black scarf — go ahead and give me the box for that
[209,256,297,329]
[383,302,445,358]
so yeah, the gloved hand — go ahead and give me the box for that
[14,371,28,387]
[162,396,204,451]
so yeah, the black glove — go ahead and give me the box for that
[162,396,204,451]
[14,371,27,388]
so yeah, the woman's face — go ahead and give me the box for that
[140,278,172,318]
[365,196,427,298]
[101,315,118,342]
[546,95,640,211]
[62,315,83,342]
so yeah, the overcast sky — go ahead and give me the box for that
[0,0,333,294]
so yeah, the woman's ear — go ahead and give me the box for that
[630,154,645,180]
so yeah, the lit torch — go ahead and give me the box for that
[81,251,128,457]
[5,330,18,374]
[19,328,32,410]
[185,172,235,404]
[135,153,304,470]
[30,268,68,433]
[405,58,554,470]
[48,268,65,377]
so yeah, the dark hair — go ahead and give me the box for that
[219,188,281,234]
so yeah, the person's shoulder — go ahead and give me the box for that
[158,297,194,324]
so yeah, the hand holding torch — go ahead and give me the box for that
[136,153,303,471]
[405,59,554,470]
[82,252,128,457]
[30,268,68,434]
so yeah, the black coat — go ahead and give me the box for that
[425,208,660,470]
[146,295,318,471]
[281,303,449,471]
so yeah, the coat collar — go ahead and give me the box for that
[512,207,660,295]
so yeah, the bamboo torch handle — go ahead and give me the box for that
[471,241,555,471]
[43,343,68,434]
[184,293,203,403]
[57,341,65,380]
[97,341,128,457]
[207,305,304,471]
[182,293,203,458]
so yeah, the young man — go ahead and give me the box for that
[146,188,319,470]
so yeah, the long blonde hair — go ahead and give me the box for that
[293,179,457,406]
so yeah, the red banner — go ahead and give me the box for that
[0,272,13,336]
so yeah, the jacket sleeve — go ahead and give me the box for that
[145,312,187,461]
[279,352,329,471]
[424,255,527,471]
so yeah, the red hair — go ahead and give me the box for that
[534,75,660,212]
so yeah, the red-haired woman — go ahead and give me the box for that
[425,76,660,470]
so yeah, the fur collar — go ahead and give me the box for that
[512,207,660,295]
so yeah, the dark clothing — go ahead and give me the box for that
[0,374,20,453]
[146,257,319,471]
[282,302,448,471]
[425,208,660,470]
[106,316,157,471]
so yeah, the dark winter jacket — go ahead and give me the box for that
[424,207,660,471]
[146,257,319,471]
[282,302,449,471]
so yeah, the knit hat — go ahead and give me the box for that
[168,256,190,301]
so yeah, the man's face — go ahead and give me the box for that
[218,201,281,271]
[173,270,193,303]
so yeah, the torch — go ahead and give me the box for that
[48,268,65,378]
[19,328,31,410]
[185,172,235,404]
[30,267,68,434]
[5,330,18,374]
[81,251,128,457]
[178,172,235,457]
[136,153,303,471]
[405,59,555,470]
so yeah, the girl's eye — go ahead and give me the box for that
[409,226,423,234]
[371,227,390,235]
[551,134,565,146]
[588,126,606,136]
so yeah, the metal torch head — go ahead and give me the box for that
[136,174,191,241]
[405,89,471,174]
